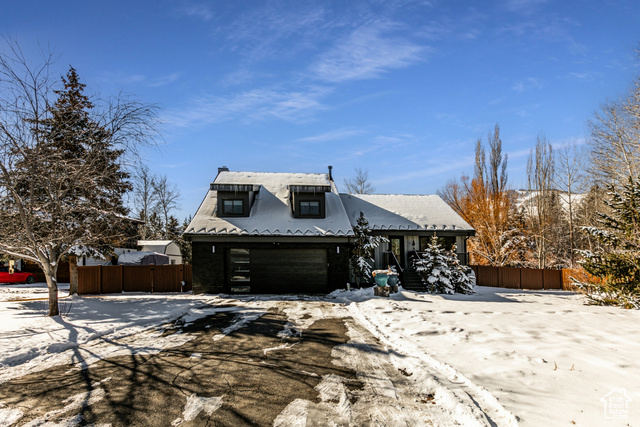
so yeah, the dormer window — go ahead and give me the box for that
[289,185,330,218]
[223,199,244,215]
[299,200,321,216]
[212,183,260,218]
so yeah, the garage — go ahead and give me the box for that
[251,248,328,294]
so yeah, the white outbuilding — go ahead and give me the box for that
[137,240,183,265]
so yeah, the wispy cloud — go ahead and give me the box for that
[147,73,181,87]
[99,72,180,88]
[504,0,548,14]
[377,155,475,185]
[310,21,426,82]
[512,77,541,92]
[296,129,366,143]
[514,103,541,118]
[181,3,213,21]
[567,71,597,82]
[223,3,328,62]
[163,86,330,127]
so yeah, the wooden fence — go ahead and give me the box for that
[78,265,192,295]
[470,265,564,290]
[22,261,70,283]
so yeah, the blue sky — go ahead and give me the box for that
[2,0,639,220]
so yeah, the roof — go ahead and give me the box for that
[339,194,474,232]
[117,251,170,265]
[138,240,174,246]
[185,172,355,237]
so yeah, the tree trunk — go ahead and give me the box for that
[39,254,60,316]
[44,270,59,316]
[69,256,78,295]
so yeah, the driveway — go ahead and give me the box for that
[0,300,435,426]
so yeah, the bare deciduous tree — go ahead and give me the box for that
[132,164,158,240]
[525,135,555,269]
[554,142,588,266]
[0,39,157,315]
[153,174,181,231]
[344,168,375,194]
[439,124,522,266]
[588,55,640,187]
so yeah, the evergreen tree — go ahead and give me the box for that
[176,216,193,265]
[350,212,387,287]
[413,237,474,294]
[448,244,476,294]
[575,177,640,308]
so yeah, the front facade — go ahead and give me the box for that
[184,169,353,294]
[184,168,475,294]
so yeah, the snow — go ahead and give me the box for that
[330,286,640,426]
[1,284,639,425]
[0,287,236,383]
[117,250,169,265]
[340,193,474,231]
[186,171,355,237]
[171,394,224,425]
[0,282,70,302]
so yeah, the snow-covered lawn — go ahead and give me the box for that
[0,282,70,302]
[0,284,638,426]
[332,286,640,426]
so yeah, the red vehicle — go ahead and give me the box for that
[0,266,36,284]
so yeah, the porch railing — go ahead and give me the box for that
[383,251,404,273]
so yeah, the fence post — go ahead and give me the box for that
[150,266,154,293]
[519,268,522,290]
[120,265,124,293]
[98,265,102,295]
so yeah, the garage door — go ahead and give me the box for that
[251,249,327,294]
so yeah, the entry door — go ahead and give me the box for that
[388,236,405,269]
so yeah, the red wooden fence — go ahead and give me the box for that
[470,265,564,290]
[78,265,192,295]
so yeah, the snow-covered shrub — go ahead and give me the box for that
[413,237,474,294]
[350,212,388,287]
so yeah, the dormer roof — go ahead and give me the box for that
[185,172,354,237]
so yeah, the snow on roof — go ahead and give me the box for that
[118,251,170,265]
[185,172,355,237]
[138,240,174,246]
[340,194,474,232]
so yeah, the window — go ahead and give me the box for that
[223,199,244,215]
[299,200,320,216]
[229,249,250,293]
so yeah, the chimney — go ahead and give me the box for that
[328,165,333,181]
[217,166,229,175]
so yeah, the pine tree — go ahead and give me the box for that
[448,244,475,294]
[413,237,474,294]
[176,216,193,265]
[575,177,640,308]
[350,212,387,287]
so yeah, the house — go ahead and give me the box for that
[340,194,475,269]
[184,167,475,294]
[137,240,183,265]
